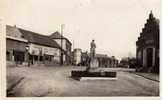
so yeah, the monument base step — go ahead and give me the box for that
[71,70,117,77]
[80,77,117,81]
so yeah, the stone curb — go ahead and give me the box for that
[131,72,159,82]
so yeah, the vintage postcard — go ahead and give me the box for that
[0,0,161,100]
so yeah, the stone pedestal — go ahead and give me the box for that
[90,58,99,68]
[86,58,99,71]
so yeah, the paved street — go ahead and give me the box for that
[7,65,159,97]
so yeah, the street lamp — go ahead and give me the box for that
[25,45,30,67]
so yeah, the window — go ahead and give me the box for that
[21,35,24,38]
[40,56,43,61]
[34,55,38,61]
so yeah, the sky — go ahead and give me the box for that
[0,0,161,60]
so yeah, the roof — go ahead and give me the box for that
[81,52,88,57]
[96,54,108,58]
[50,31,65,38]
[6,25,23,38]
[6,36,28,43]
[6,25,28,42]
[87,53,108,58]
[136,11,159,44]
[50,31,72,45]
[74,48,82,51]
[19,28,61,48]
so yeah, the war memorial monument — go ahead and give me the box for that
[71,40,117,80]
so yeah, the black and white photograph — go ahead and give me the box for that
[0,0,161,99]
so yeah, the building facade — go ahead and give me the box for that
[119,57,136,68]
[6,25,62,66]
[109,56,118,67]
[96,54,109,67]
[50,31,72,65]
[136,11,160,73]
[80,51,118,67]
[6,25,28,65]
[94,54,118,67]
[81,51,89,66]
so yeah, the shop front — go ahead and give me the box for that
[28,44,61,65]
[6,37,28,65]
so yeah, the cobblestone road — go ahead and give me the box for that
[7,65,159,97]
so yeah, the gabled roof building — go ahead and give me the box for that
[49,31,72,65]
[136,11,160,73]
[6,25,62,66]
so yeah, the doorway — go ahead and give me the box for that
[13,50,25,64]
[146,48,153,67]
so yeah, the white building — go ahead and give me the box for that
[73,48,82,65]
[50,31,72,65]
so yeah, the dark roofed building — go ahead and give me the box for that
[95,54,109,67]
[136,11,160,73]
[6,25,62,66]
[96,54,118,67]
[19,28,61,49]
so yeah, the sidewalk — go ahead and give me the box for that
[132,72,159,82]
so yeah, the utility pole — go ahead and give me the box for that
[60,24,64,65]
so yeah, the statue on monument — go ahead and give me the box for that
[90,40,96,59]
[86,39,99,71]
